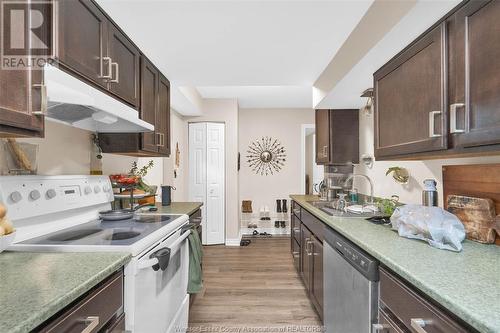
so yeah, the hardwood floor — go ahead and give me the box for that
[188,238,322,332]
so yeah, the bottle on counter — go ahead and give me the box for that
[422,179,438,206]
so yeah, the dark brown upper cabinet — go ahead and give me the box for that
[57,0,140,108]
[374,23,448,160]
[107,24,140,107]
[450,0,500,149]
[140,57,159,153]
[157,74,171,156]
[58,0,109,89]
[0,0,45,137]
[98,56,171,157]
[374,0,500,160]
[315,109,359,165]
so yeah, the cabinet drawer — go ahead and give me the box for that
[40,270,123,333]
[301,208,324,242]
[292,201,301,220]
[379,267,469,333]
[377,308,406,333]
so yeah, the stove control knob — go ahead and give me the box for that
[94,185,101,194]
[84,186,92,195]
[46,189,57,199]
[29,190,41,201]
[10,191,22,203]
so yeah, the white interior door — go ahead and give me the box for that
[206,123,225,245]
[312,134,324,193]
[189,123,207,244]
[188,123,225,245]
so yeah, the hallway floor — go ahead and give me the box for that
[188,238,322,332]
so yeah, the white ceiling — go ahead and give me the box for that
[97,0,460,113]
[97,0,373,113]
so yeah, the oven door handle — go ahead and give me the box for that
[137,229,191,271]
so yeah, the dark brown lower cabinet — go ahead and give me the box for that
[39,270,124,333]
[310,236,323,316]
[293,201,323,321]
[379,267,472,333]
[300,224,313,291]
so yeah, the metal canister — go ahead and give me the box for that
[422,179,438,206]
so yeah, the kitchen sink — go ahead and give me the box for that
[306,200,379,218]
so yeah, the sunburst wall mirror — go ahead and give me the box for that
[246,136,286,176]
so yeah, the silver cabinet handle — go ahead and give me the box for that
[428,110,442,137]
[156,133,161,146]
[293,227,300,234]
[110,61,119,83]
[292,251,300,258]
[410,318,431,333]
[306,239,313,256]
[191,217,202,223]
[81,316,99,333]
[450,103,465,133]
[99,57,113,80]
[372,323,390,333]
[32,83,47,115]
[157,133,165,147]
[323,145,328,158]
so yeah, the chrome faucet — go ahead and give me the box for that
[343,174,375,204]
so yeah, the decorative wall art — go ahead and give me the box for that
[246,136,286,176]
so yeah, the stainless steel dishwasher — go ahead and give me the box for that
[324,227,379,333]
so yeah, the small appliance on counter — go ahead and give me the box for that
[323,165,353,201]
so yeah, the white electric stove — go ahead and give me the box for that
[0,175,190,333]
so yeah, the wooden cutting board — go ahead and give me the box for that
[446,195,497,244]
[443,164,500,245]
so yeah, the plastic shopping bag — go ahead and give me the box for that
[390,204,466,252]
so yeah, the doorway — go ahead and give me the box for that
[188,122,225,245]
[301,124,323,195]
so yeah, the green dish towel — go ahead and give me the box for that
[187,228,203,294]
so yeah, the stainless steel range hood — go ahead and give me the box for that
[44,65,154,133]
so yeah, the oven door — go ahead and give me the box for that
[126,228,190,333]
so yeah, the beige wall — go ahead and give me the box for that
[354,109,500,206]
[189,99,240,242]
[4,110,189,202]
[238,108,314,216]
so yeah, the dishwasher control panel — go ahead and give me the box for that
[326,227,379,281]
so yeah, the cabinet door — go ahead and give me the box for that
[0,0,44,137]
[315,109,330,164]
[374,23,448,159]
[311,236,323,319]
[58,0,108,88]
[107,24,140,108]
[450,0,500,148]
[330,109,359,164]
[140,57,158,153]
[300,225,312,291]
[157,74,171,156]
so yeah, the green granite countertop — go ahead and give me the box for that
[290,195,500,333]
[152,202,203,216]
[0,252,131,333]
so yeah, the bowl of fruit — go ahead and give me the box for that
[0,204,15,253]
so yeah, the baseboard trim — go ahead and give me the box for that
[225,233,242,246]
